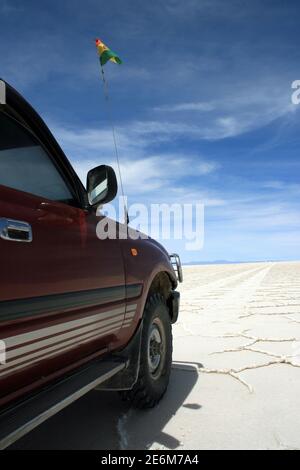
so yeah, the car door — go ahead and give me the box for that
[0,95,126,405]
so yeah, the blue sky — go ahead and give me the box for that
[1,0,300,262]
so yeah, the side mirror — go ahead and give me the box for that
[86,165,118,207]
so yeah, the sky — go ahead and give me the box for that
[1,0,300,263]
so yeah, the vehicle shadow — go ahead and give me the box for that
[9,364,200,450]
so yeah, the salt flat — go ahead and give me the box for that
[121,261,300,450]
[162,261,300,450]
[12,261,300,450]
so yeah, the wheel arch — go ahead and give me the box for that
[147,271,173,301]
[145,271,178,323]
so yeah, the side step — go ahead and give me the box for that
[0,358,126,449]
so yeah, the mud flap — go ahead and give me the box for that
[168,290,180,324]
[96,320,143,391]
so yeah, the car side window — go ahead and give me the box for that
[0,111,74,202]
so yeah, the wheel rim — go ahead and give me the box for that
[148,318,166,379]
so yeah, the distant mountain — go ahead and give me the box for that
[183,260,238,266]
[183,260,272,266]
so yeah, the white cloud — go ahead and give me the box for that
[155,102,216,112]
[72,154,219,196]
[262,180,300,194]
[48,120,220,198]
[152,83,294,140]
[50,120,300,262]
[209,196,300,232]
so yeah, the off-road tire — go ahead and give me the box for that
[121,293,173,409]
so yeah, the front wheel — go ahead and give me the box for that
[121,294,173,409]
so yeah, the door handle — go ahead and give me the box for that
[0,218,33,243]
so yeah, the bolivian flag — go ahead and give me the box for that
[95,38,122,66]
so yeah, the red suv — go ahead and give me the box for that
[0,79,182,449]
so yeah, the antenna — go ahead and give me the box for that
[99,65,129,226]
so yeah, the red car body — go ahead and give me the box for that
[0,80,180,417]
